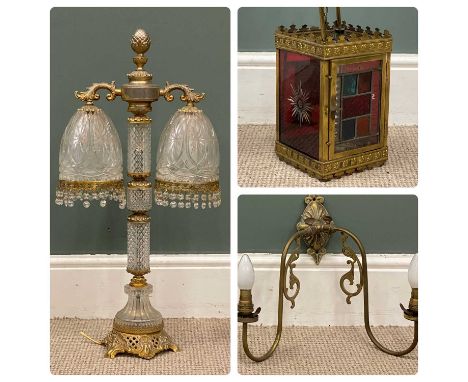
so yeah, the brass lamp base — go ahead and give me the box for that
[275,142,388,181]
[102,328,179,359]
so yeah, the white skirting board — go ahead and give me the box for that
[50,254,230,319]
[51,253,415,326]
[238,52,418,126]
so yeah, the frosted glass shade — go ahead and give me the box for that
[55,105,125,208]
[408,254,418,288]
[238,255,255,290]
[155,107,221,209]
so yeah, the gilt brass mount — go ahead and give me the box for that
[102,329,178,359]
[296,195,334,264]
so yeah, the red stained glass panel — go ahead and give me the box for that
[278,50,321,160]
[358,72,372,93]
[356,116,370,137]
[342,94,371,119]
[339,60,381,74]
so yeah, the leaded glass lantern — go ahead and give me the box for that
[275,7,392,180]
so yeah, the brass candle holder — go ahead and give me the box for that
[238,196,418,362]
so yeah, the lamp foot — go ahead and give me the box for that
[101,328,179,359]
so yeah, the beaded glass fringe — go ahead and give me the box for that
[55,181,126,208]
[155,190,221,209]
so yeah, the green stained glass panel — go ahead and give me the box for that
[342,119,356,140]
[343,74,357,96]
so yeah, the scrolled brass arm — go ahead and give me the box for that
[241,229,309,362]
[159,81,205,105]
[74,81,121,104]
[333,226,418,356]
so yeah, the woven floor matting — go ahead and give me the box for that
[50,318,229,375]
[238,325,417,375]
[238,125,418,187]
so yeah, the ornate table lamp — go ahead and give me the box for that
[55,29,221,359]
[275,7,392,180]
[238,196,417,361]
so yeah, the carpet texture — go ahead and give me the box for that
[238,325,417,375]
[50,318,229,375]
[238,125,418,187]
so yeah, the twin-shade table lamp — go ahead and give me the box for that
[238,196,418,362]
[54,29,220,359]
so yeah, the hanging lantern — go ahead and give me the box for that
[275,7,392,180]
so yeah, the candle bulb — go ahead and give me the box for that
[408,254,418,288]
[238,254,255,290]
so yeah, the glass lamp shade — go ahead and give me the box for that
[238,254,255,290]
[154,106,220,209]
[408,254,418,288]
[55,105,125,208]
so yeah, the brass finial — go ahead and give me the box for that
[131,29,151,54]
[128,29,152,83]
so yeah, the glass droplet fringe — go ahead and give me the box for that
[155,190,221,209]
[55,187,126,208]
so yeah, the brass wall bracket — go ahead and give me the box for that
[240,195,418,362]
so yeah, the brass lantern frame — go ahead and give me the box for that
[275,7,392,180]
[238,196,418,362]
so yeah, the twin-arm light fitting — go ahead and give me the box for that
[238,196,418,362]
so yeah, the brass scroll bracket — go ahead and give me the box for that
[159,81,205,105]
[74,81,122,105]
[339,233,363,304]
[283,237,301,309]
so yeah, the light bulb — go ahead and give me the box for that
[408,254,418,288]
[238,254,255,290]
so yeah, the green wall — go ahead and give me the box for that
[238,7,418,53]
[50,8,230,254]
[238,195,417,254]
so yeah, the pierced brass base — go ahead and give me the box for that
[275,141,388,181]
[102,328,179,359]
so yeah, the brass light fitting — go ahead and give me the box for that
[238,196,418,362]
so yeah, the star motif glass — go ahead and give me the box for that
[278,50,321,160]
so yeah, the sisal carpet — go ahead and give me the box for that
[238,325,417,375]
[50,318,229,375]
[238,125,418,187]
